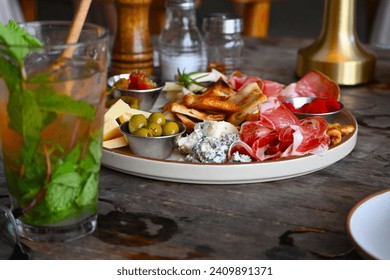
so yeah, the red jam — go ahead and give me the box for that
[113,70,158,90]
[128,71,158,90]
[284,98,341,114]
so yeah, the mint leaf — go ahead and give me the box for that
[52,143,82,174]
[51,172,82,188]
[4,164,42,204]
[45,183,79,212]
[0,56,21,91]
[36,84,96,120]
[80,130,102,173]
[7,88,54,178]
[8,89,43,141]
[79,153,101,174]
[0,20,42,66]
[76,173,98,207]
[89,132,103,164]
[45,145,82,212]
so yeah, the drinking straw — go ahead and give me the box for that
[62,0,93,59]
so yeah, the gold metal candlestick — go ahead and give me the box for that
[296,0,376,85]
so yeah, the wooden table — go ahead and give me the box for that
[1,37,389,260]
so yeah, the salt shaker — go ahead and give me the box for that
[158,0,205,81]
[203,13,244,75]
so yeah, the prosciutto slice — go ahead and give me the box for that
[277,71,340,101]
[228,71,264,92]
[257,96,300,130]
[262,80,285,98]
[229,97,331,161]
[295,71,340,100]
[228,70,340,101]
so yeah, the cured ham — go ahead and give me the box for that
[295,71,340,100]
[277,71,340,101]
[229,97,331,161]
[262,80,284,98]
[228,70,340,101]
[229,71,264,92]
[256,96,300,130]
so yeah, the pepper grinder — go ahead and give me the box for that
[296,0,376,85]
[112,0,154,75]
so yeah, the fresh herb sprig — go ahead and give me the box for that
[177,68,208,89]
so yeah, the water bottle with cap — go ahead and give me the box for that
[203,13,244,75]
[158,0,205,81]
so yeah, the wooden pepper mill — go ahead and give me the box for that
[112,0,154,75]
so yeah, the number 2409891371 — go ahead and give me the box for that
[209,266,273,276]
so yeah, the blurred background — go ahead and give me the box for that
[32,0,374,43]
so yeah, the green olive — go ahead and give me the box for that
[162,121,180,136]
[148,112,166,126]
[147,122,162,137]
[133,127,153,137]
[113,78,128,89]
[128,114,148,134]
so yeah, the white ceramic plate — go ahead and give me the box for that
[101,110,357,184]
[347,189,390,260]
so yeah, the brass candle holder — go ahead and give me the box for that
[296,0,376,85]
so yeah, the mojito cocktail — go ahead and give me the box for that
[0,21,109,241]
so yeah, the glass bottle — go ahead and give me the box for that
[158,0,205,81]
[203,13,244,75]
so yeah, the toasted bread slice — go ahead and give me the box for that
[167,102,226,121]
[227,92,267,126]
[175,113,196,132]
[182,94,241,112]
[202,79,237,97]
[181,79,240,112]
[162,110,176,121]
[228,82,262,104]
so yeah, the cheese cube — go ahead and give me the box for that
[103,136,128,149]
[104,99,131,123]
[103,119,122,141]
[118,112,132,124]
[118,109,151,124]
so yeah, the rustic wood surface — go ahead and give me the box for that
[1,37,389,260]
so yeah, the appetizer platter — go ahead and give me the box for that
[101,70,358,184]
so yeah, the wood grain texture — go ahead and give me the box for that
[112,0,154,75]
[1,37,389,260]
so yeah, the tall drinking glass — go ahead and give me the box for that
[0,21,109,242]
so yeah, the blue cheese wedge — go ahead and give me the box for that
[177,121,238,153]
[185,134,239,163]
[177,120,250,163]
[230,151,252,163]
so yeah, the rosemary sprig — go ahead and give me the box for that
[177,68,208,89]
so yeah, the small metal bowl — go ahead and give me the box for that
[284,96,344,123]
[119,120,186,159]
[107,74,164,111]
